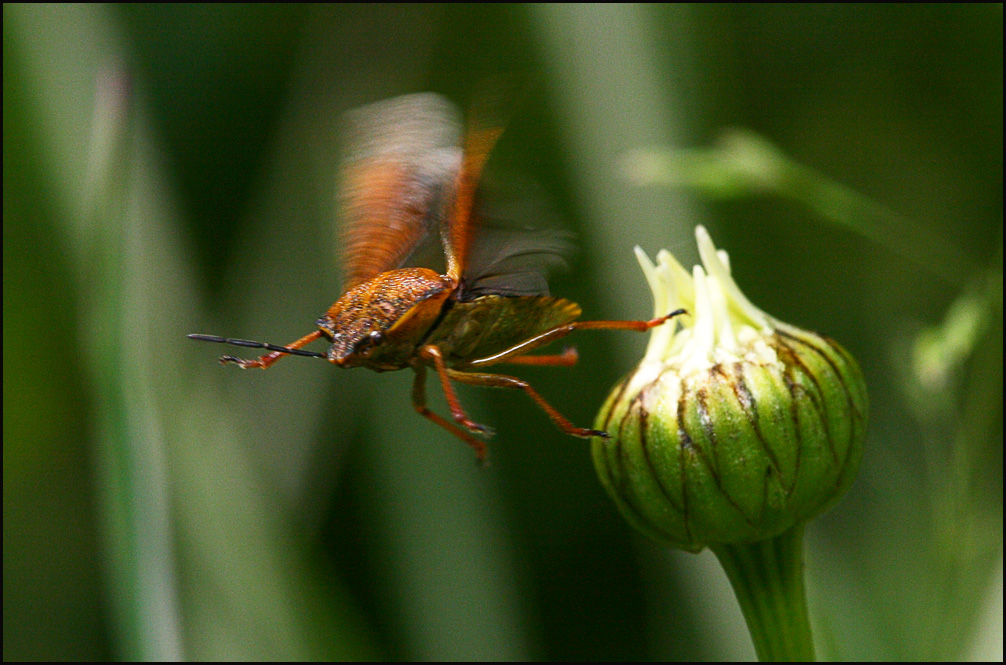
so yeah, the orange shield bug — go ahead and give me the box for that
[190,93,683,461]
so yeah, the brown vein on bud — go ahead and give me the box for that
[820,337,867,417]
[638,381,687,519]
[822,336,868,487]
[696,382,758,528]
[775,333,839,466]
[602,374,633,433]
[732,362,791,496]
[696,384,720,476]
[592,398,618,508]
[779,330,862,483]
[677,425,696,545]
[614,398,640,509]
[613,392,634,500]
[824,335,867,416]
[614,394,679,544]
[781,370,806,500]
[594,375,630,508]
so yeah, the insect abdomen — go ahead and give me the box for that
[426,295,581,364]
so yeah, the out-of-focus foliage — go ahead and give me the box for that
[5,4,1001,661]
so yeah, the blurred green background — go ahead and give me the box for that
[4,4,1001,661]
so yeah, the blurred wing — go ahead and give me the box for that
[339,93,461,290]
[459,227,573,300]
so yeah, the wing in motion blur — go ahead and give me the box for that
[338,93,462,290]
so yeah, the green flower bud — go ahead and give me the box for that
[594,227,867,552]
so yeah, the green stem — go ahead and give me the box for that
[710,526,815,662]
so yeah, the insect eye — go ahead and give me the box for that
[355,329,384,354]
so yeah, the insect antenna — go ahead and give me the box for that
[187,334,328,359]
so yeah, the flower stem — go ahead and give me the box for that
[709,526,815,662]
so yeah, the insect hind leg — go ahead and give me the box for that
[446,367,608,440]
[418,346,495,435]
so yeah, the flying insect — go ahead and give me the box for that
[190,93,682,460]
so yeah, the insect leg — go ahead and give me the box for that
[219,330,325,369]
[502,347,579,367]
[418,345,496,437]
[411,365,490,461]
[570,308,687,333]
[445,368,608,439]
[468,309,687,368]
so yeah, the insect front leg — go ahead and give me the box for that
[411,364,490,461]
[418,345,495,437]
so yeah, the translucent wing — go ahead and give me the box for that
[459,226,573,300]
[339,93,462,290]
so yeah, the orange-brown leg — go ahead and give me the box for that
[571,308,686,332]
[468,309,686,368]
[503,347,579,367]
[219,330,325,369]
[411,363,489,462]
[418,346,495,437]
[446,367,608,439]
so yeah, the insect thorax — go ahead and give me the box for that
[317,268,453,367]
